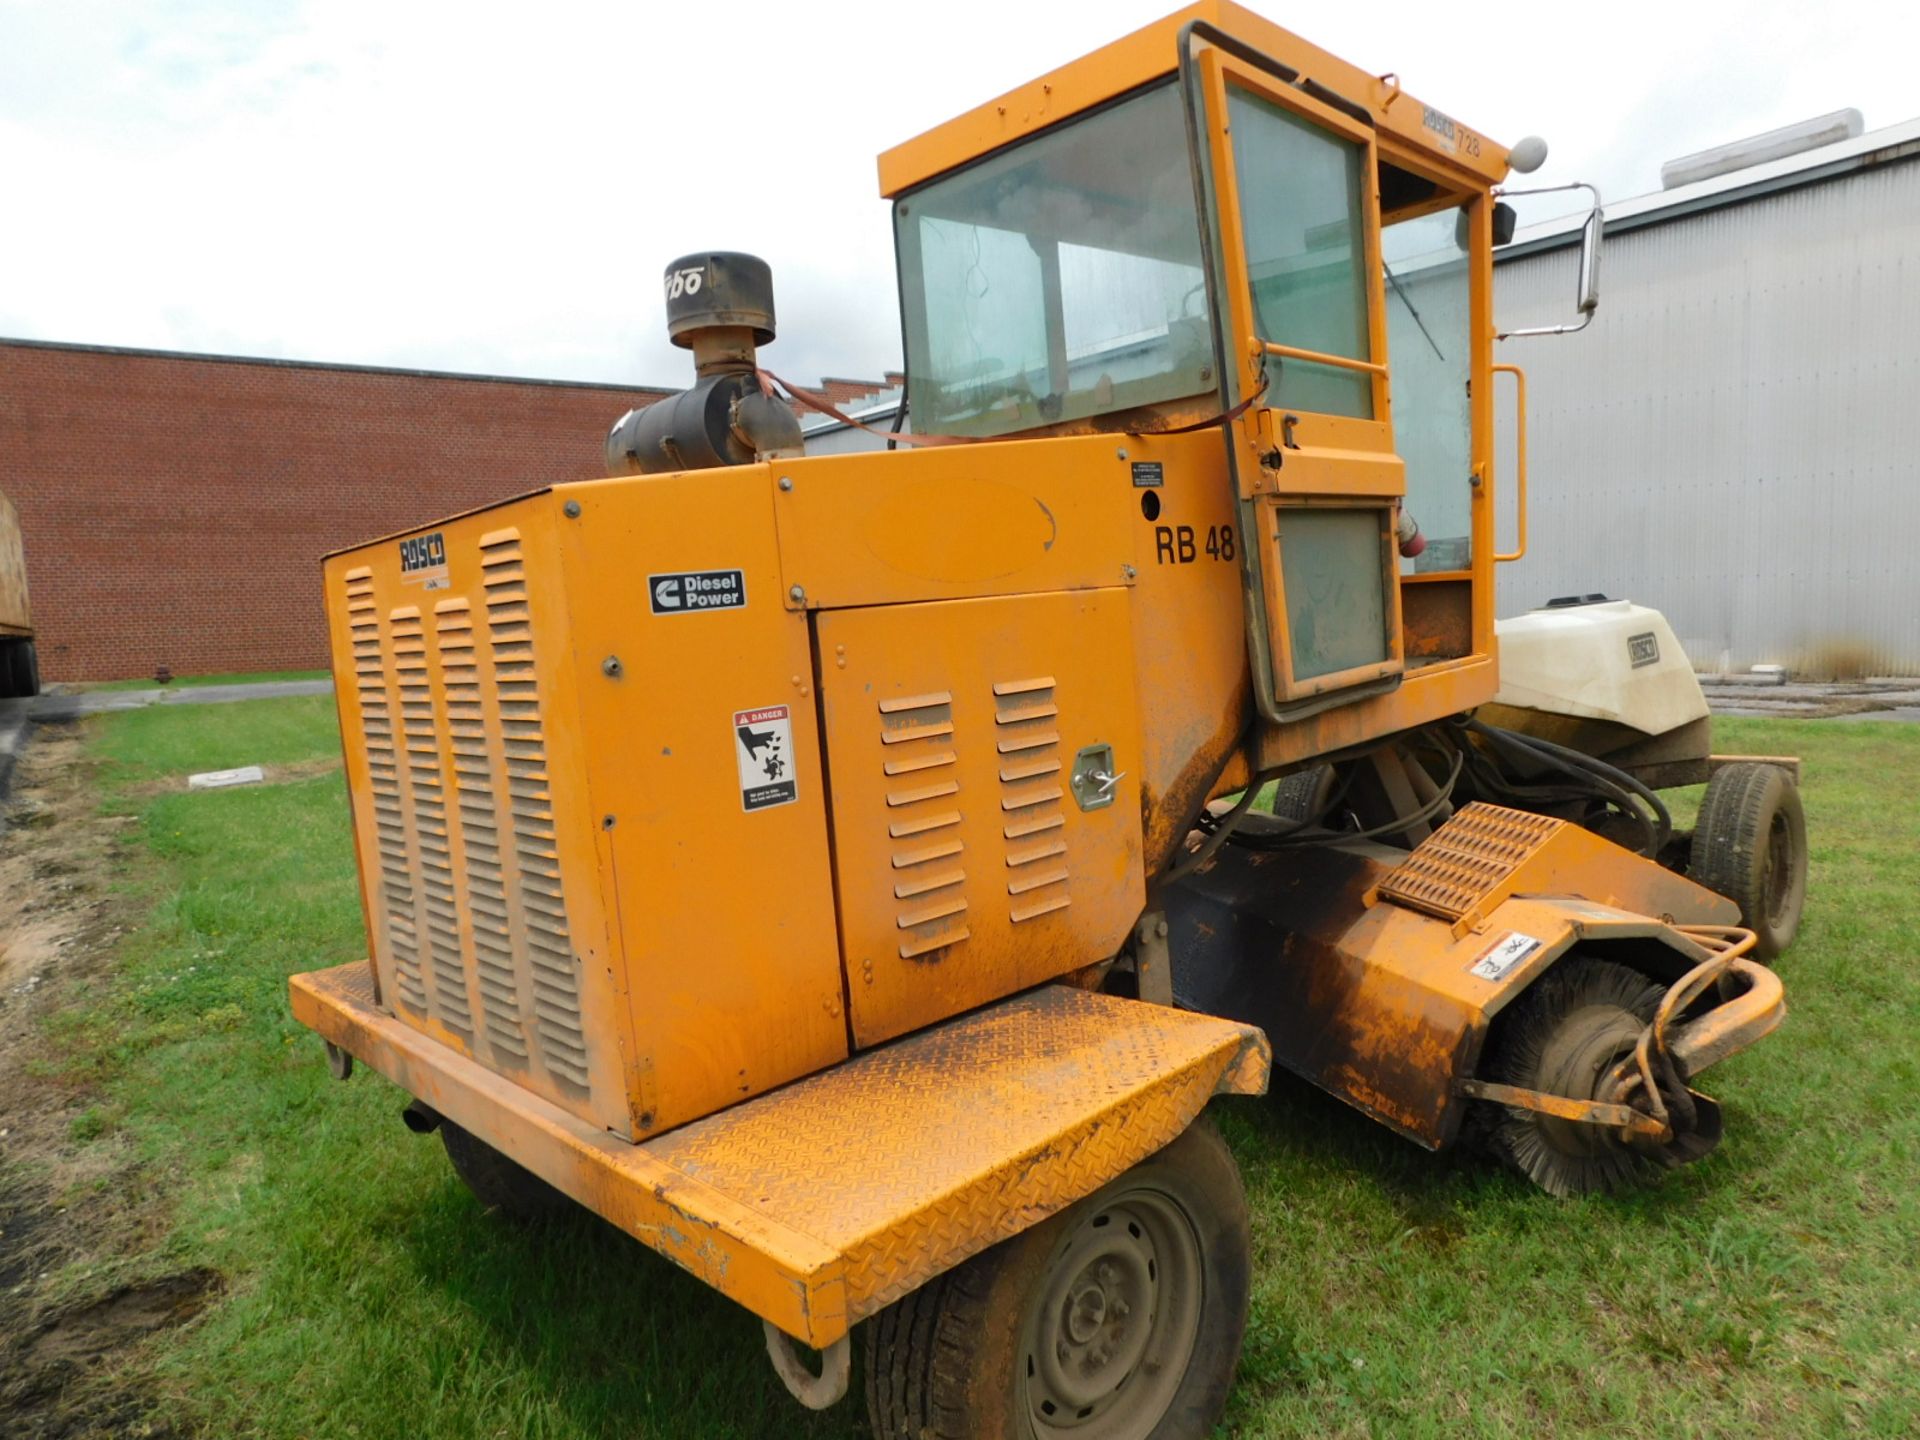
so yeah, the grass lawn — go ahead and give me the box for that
[13,702,1920,1437]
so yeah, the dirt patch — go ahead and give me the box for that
[0,721,196,1438]
[4,1270,222,1437]
[24,1268,223,1370]
[0,729,128,1002]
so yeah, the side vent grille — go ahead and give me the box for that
[438,597,528,1065]
[879,691,969,959]
[480,530,590,1093]
[394,607,473,1037]
[341,531,592,1105]
[994,677,1071,923]
[349,568,427,1015]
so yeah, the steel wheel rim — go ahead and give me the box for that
[1762,808,1795,928]
[1017,1187,1204,1438]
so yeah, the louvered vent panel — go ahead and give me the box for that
[994,677,1071,923]
[393,607,473,1037]
[480,531,590,1093]
[437,598,528,1065]
[879,691,969,959]
[348,569,427,1014]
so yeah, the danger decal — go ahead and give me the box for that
[734,704,798,811]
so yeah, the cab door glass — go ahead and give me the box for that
[1279,508,1391,679]
[1225,90,1372,418]
[1381,205,1473,570]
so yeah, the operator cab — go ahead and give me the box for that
[887,8,1527,725]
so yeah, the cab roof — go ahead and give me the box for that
[877,1,1513,199]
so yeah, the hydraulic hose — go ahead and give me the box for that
[1462,718,1672,855]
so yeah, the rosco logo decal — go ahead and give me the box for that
[1420,105,1480,158]
[649,568,747,615]
[1628,631,1661,668]
[399,532,446,573]
[397,531,449,590]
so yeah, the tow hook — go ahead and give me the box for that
[764,1322,851,1410]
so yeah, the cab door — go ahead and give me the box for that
[1191,46,1406,721]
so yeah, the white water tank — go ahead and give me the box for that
[1495,598,1709,737]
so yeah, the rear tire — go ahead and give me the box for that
[1689,763,1806,960]
[440,1120,572,1222]
[1269,764,1335,824]
[16,641,39,698]
[865,1115,1250,1440]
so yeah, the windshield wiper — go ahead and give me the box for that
[1383,260,1445,362]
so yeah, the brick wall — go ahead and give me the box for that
[0,340,669,681]
[786,372,904,417]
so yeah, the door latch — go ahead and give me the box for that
[1070,744,1125,812]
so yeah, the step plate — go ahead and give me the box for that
[1378,802,1564,921]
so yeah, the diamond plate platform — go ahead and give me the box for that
[291,962,1268,1347]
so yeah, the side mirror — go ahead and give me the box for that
[1491,201,1518,248]
[1495,181,1604,338]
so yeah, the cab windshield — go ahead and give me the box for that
[895,83,1215,438]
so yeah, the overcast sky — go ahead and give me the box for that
[0,1,1902,390]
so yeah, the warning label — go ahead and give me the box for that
[733,704,798,812]
[1468,931,1543,982]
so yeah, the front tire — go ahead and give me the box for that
[865,1115,1250,1440]
[1689,763,1806,960]
[1269,764,1335,824]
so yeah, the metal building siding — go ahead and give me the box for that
[1488,157,1920,675]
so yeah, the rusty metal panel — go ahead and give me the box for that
[1379,802,1739,931]
[818,590,1147,1047]
[1493,150,1920,674]
[1167,831,1743,1148]
[291,961,1268,1348]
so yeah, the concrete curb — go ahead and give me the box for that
[27,677,334,722]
